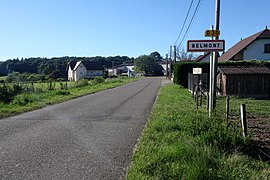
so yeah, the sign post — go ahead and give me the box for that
[187,38,225,116]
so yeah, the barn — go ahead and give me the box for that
[217,66,270,98]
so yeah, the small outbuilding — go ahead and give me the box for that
[217,66,270,98]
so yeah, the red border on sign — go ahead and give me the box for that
[187,40,225,52]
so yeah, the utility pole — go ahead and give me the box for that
[166,54,168,79]
[174,45,177,64]
[209,25,214,115]
[169,46,172,79]
[213,0,220,109]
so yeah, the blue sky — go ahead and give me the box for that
[0,0,269,61]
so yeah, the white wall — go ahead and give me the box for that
[74,63,87,81]
[68,66,74,81]
[199,53,211,62]
[244,39,270,60]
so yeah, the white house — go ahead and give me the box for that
[194,52,211,62]
[219,27,270,62]
[107,64,136,77]
[67,60,104,81]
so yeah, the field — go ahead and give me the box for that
[127,84,270,179]
[0,77,138,118]
[216,96,270,161]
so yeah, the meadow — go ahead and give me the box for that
[127,84,270,179]
[0,77,137,118]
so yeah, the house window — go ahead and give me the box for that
[264,44,270,53]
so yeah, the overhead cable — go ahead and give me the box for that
[174,0,194,45]
[177,0,203,50]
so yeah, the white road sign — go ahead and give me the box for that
[187,40,225,52]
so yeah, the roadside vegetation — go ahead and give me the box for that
[127,84,270,179]
[0,77,137,118]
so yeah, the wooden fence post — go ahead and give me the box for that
[226,95,229,126]
[240,104,247,137]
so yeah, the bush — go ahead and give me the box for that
[75,79,89,87]
[55,90,70,95]
[12,93,39,106]
[93,77,105,84]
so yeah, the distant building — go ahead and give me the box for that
[67,60,104,81]
[107,64,136,77]
[219,28,270,62]
[194,52,211,62]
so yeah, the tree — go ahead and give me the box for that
[150,51,163,61]
[49,70,61,80]
[134,55,163,76]
[177,48,197,61]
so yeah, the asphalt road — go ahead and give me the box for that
[0,77,165,180]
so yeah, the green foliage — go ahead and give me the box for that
[0,56,136,79]
[134,55,163,76]
[173,62,210,87]
[93,77,105,84]
[54,90,70,96]
[0,83,24,103]
[149,51,163,61]
[75,79,89,87]
[12,93,39,106]
[6,72,44,83]
[0,77,137,118]
[127,85,270,179]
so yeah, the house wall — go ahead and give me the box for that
[68,66,74,81]
[86,70,103,78]
[198,53,211,62]
[74,63,87,81]
[244,39,270,60]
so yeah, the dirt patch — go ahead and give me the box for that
[247,113,270,162]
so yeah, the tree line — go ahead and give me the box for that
[0,56,135,79]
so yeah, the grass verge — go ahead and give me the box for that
[0,77,138,118]
[127,84,270,179]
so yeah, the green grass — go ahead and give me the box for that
[216,96,270,118]
[127,85,270,179]
[0,77,138,118]
[0,76,7,81]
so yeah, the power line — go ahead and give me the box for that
[174,0,194,45]
[177,0,203,50]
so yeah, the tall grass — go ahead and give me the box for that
[0,77,138,118]
[127,85,270,179]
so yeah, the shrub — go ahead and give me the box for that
[55,90,70,95]
[75,79,89,87]
[12,93,39,106]
[93,77,105,84]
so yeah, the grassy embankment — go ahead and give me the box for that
[0,77,138,118]
[127,84,270,179]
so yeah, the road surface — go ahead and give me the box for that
[0,77,167,180]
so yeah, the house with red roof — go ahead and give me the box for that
[67,60,104,81]
[219,27,270,62]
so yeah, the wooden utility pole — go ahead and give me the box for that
[174,45,177,64]
[169,46,172,79]
[213,0,220,109]
[209,25,214,116]
[209,0,221,116]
